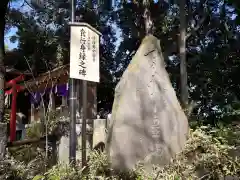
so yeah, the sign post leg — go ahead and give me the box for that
[69,0,77,166]
[69,79,77,165]
[82,80,87,167]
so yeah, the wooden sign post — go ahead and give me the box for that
[69,22,101,167]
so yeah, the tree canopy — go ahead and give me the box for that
[2,0,240,123]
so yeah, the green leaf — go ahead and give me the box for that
[48,175,60,180]
[32,175,45,180]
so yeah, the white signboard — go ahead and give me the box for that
[70,23,100,82]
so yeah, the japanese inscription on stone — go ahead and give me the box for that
[106,35,189,172]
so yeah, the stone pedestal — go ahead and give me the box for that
[57,122,92,164]
[93,119,107,149]
[58,135,69,163]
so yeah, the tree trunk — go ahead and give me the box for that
[0,0,9,122]
[0,0,10,159]
[179,0,188,109]
[143,0,154,35]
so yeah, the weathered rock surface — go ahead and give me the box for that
[106,35,189,172]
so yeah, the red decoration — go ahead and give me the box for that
[10,84,17,142]
[5,74,25,142]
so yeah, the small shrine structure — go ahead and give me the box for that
[5,64,97,142]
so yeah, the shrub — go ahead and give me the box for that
[30,125,240,180]
[2,124,240,179]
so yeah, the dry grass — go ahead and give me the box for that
[2,124,240,180]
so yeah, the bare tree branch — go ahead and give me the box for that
[163,0,209,58]
[186,15,208,40]
[23,53,63,165]
[24,0,35,9]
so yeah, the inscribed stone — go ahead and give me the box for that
[106,35,189,172]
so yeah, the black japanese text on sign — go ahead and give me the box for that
[87,31,91,50]
[92,35,96,62]
[79,28,87,76]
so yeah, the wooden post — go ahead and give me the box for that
[30,103,35,123]
[49,91,55,112]
[61,95,68,115]
[39,99,45,133]
[62,96,68,108]
[6,75,25,142]
[10,83,17,142]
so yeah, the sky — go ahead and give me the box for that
[5,0,30,50]
[5,27,18,50]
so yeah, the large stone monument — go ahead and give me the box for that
[106,35,189,172]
